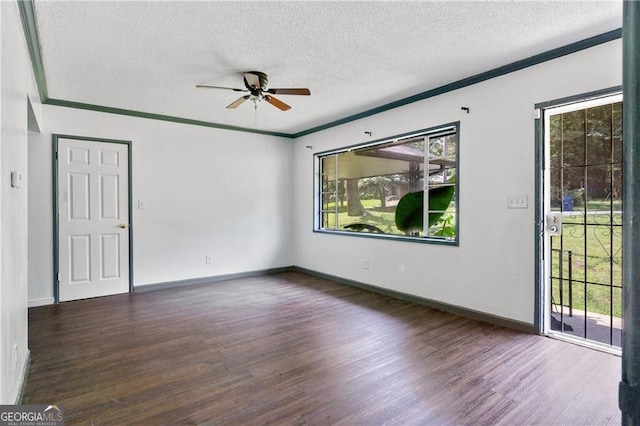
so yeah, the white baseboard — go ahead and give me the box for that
[28,297,54,307]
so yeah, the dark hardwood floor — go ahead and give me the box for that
[23,271,621,425]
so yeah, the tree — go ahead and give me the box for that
[338,179,346,207]
[549,102,623,209]
[359,176,393,208]
[346,179,368,216]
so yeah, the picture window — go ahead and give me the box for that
[316,123,459,244]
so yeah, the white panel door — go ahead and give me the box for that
[58,138,130,301]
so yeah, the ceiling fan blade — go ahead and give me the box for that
[196,84,246,92]
[264,95,291,111]
[266,88,310,96]
[226,95,250,109]
[244,72,262,89]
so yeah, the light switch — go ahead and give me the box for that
[138,200,146,210]
[10,171,22,188]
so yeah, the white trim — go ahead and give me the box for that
[547,331,622,356]
[14,351,31,404]
[544,92,623,116]
[28,297,54,307]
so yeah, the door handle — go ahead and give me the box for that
[119,223,128,229]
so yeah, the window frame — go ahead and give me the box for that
[313,122,460,245]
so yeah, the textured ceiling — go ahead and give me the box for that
[32,1,622,135]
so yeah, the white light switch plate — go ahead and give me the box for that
[10,171,22,188]
[507,195,528,209]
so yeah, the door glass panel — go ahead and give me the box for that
[545,96,623,350]
[586,104,612,167]
[560,110,585,167]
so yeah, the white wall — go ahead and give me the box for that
[28,106,293,301]
[292,40,622,325]
[1,1,42,404]
[27,131,53,305]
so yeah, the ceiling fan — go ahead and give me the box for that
[196,71,310,111]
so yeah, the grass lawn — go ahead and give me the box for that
[323,199,455,236]
[586,199,622,211]
[550,211,622,318]
[323,200,400,234]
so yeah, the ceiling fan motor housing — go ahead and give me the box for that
[244,71,269,91]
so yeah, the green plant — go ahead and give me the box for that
[340,176,456,238]
[395,182,456,235]
[434,213,455,237]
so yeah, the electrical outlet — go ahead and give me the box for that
[363,259,370,269]
[507,195,528,209]
[205,255,212,264]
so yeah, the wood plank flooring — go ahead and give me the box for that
[23,271,621,425]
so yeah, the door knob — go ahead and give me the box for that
[119,223,128,229]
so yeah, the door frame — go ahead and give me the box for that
[52,134,134,303]
[534,86,622,336]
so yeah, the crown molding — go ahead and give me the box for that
[18,0,48,101]
[44,99,294,138]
